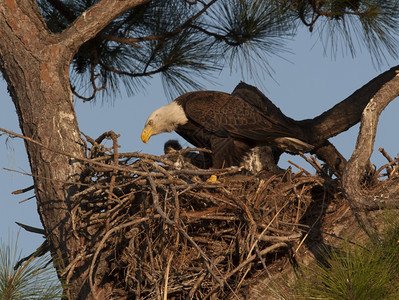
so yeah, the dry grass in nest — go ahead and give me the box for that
[64,131,343,299]
[6,126,398,299]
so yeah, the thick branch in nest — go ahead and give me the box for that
[2,118,397,299]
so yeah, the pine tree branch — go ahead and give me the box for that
[60,0,151,54]
[189,24,243,46]
[101,63,170,78]
[340,70,399,243]
[342,70,399,211]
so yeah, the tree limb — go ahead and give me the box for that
[342,70,399,210]
[59,0,151,54]
[300,65,399,144]
[341,69,399,241]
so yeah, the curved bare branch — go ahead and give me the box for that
[59,0,151,55]
[299,65,399,144]
[342,71,399,210]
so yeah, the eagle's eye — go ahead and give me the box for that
[147,120,153,126]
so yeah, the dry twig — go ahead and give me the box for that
[3,129,350,299]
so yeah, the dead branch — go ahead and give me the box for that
[8,129,397,298]
[63,132,325,298]
[342,71,399,242]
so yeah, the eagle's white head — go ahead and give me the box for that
[141,101,188,143]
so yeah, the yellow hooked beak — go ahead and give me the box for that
[141,125,154,143]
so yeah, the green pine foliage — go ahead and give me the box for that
[0,234,62,300]
[295,246,398,299]
[259,216,399,299]
[35,1,399,101]
[293,218,399,300]
[307,0,399,64]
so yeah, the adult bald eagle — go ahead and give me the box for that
[142,83,313,169]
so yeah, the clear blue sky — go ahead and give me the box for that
[0,28,398,257]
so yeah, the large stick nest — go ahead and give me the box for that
[70,132,340,299]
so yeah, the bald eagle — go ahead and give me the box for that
[142,83,313,169]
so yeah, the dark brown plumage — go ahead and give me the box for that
[142,82,313,169]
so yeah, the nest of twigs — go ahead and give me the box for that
[70,131,340,299]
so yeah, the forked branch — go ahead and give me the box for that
[342,70,399,239]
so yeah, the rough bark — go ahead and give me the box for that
[342,71,399,206]
[0,0,149,298]
[0,0,398,298]
[0,0,83,275]
[342,71,399,230]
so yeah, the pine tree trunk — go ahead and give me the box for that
[1,0,398,298]
[1,1,150,298]
[0,2,87,298]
